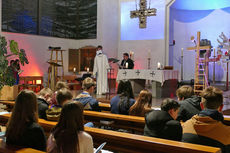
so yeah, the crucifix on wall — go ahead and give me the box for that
[130,0,157,28]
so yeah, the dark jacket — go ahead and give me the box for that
[37,98,49,119]
[74,93,100,112]
[6,122,46,151]
[177,96,201,122]
[120,58,134,69]
[182,109,230,153]
[110,95,135,115]
[144,110,182,141]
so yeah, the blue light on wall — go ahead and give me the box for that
[171,0,230,10]
[120,0,165,41]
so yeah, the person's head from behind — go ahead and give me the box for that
[176,85,194,101]
[6,90,38,140]
[123,53,129,60]
[97,45,103,51]
[117,80,134,98]
[53,102,84,153]
[38,87,53,103]
[56,88,73,106]
[161,98,180,120]
[137,89,152,107]
[82,77,96,94]
[55,81,68,91]
[200,86,223,112]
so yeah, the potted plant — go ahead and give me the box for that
[0,35,29,100]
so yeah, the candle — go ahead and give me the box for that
[87,67,89,73]
[214,47,215,57]
[73,67,76,72]
[181,48,184,56]
[125,63,128,69]
[148,50,151,57]
[157,62,161,69]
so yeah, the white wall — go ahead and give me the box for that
[171,8,230,81]
[118,0,166,70]
[0,0,119,76]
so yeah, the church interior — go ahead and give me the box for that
[1,0,230,152]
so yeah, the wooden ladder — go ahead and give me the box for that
[187,32,211,95]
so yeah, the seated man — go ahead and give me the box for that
[144,98,182,141]
[37,87,53,119]
[46,88,73,121]
[74,77,100,111]
[182,86,230,153]
[176,85,201,122]
[120,53,134,69]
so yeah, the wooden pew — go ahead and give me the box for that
[0,140,45,153]
[0,113,221,153]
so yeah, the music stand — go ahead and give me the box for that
[47,61,62,90]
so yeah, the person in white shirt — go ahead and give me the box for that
[47,102,94,153]
[93,45,110,95]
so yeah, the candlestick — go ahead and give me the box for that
[125,63,128,69]
[181,48,184,56]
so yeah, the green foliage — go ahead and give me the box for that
[0,35,29,90]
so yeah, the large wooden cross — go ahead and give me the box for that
[130,0,157,28]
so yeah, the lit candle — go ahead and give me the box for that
[125,63,128,69]
[87,67,89,73]
[181,48,184,56]
[73,67,76,72]
[157,62,161,69]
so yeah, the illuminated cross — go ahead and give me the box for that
[130,0,157,28]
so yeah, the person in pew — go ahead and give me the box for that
[49,81,69,106]
[129,89,152,117]
[176,85,201,122]
[47,102,94,153]
[110,80,135,115]
[74,77,101,111]
[5,90,46,151]
[182,86,230,153]
[46,88,73,121]
[144,98,182,141]
[37,87,53,119]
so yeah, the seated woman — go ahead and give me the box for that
[129,89,152,117]
[5,90,46,151]
[110,80,135,115]
[47,102,94,153]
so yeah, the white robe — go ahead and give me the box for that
[93,52,110,95]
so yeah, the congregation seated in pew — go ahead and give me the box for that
[176,85,202,122]
[37,87,53,120]
[182,86,230,153]
[49,81,69,106]
[144,98,182,141]
[74,77,101,112]
[110,80,135,115]
[5,90,46,151]
[129,89,152,117]
[46,88,73,121]
[47,102,94,153]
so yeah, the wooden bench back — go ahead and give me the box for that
[0,113,221,153]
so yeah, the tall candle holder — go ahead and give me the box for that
[148,57,151,69]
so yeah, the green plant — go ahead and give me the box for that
[0,35,29,90]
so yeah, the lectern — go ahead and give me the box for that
[47,61,62,90]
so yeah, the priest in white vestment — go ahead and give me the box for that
[93,46,110,95]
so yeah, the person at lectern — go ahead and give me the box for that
[120,53,134,69]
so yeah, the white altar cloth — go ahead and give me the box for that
[117,69,179,84]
